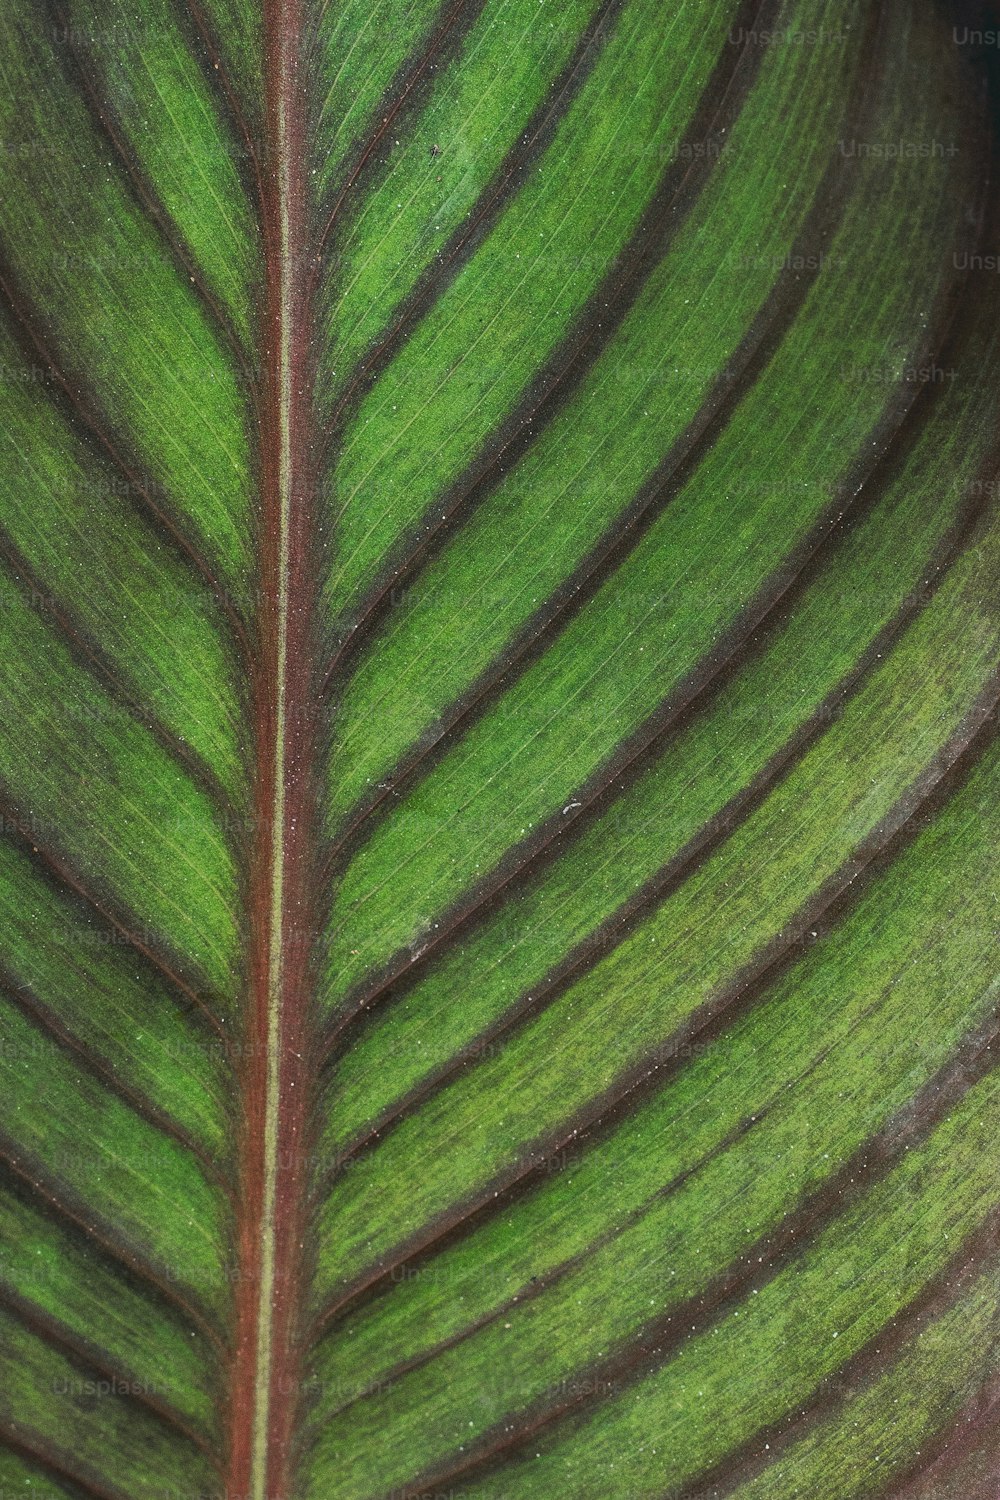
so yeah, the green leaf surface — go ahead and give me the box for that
[0,0,997,1496]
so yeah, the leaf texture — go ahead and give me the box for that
[0,0,998,1497]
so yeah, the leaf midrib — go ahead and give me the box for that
[230,5,315,1498]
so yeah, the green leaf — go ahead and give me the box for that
[0,0,997,1497]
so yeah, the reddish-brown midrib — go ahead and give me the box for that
[228,3,316,1497]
